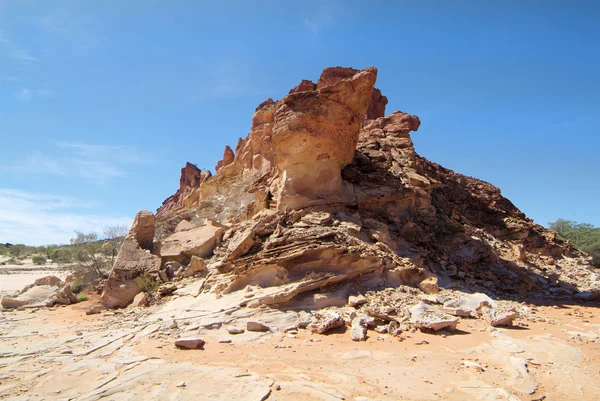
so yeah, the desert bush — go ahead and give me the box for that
[76,293,88,302]
[134,273,159,293]
[70,232,109,275]
[549,219,600,267]
[31,255,47,265]
[49,248,73,264]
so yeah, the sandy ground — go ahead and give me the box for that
[0,289,598,401]
[0,257,70,296]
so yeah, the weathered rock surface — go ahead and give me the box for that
[159,219,227,264]
[100,211,161,309]
[1,276,76,309]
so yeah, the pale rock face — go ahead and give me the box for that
[272,67,378,209]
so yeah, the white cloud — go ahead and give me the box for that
[0,188,131,245]
[0,32,38,63]
[10,142,147,186]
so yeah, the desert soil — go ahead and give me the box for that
[0,257,70,297]
[0,291,598,401]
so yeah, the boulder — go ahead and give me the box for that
[175,337,205,350]
[418,277,439,294]
[228,327,245,335]
[160,219,227,264]
[482,307,518,327]
[247,321,270,332]
[308,311,345,334]
[348,294,368,307]
[86,306,103,315]
[183,256,206,277]
[1,276,76,309]
[101,211,161,309]
[131,292,149,307]
[443,293,496,317]
[409,303,459,331]
[350,315,373,341]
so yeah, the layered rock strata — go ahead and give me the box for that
[102,66,598,310]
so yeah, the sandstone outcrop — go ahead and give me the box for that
[100,211,161,308]
[101,66,598,325]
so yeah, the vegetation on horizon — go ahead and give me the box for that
[0,225,129,274]
[549,219,600,267]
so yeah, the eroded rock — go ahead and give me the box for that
[1,276,76,309]
[101,211,161,309]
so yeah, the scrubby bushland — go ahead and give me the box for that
[549,219,600,267]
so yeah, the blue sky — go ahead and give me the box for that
[1,1,598,245]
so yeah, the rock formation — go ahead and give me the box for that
[103,66,598,317]
[100,211,161,308]
[1,276,77,309]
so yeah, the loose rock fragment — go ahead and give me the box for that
[482,307,518,327]
[350,315,373,341]
[247,321,270,332]
[175,337,205,350]
[228,327,245,335]
[308,311,345,334]
[409,303,459,331]
[348,294,368,307]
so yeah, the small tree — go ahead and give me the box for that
[103,224,129,266]
[70,232,108,276]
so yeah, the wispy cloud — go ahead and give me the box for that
[38,14,68,34]
[0,188,131,245]
[9,142,147,186]
[15,88,31,101]
[303,3,338,36]
[0,75,24,83]
[14,87,56,101]
[0,32,38,63]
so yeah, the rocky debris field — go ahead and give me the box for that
[0,286,599,400]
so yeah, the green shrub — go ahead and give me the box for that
[32,255,47,265]
[70,283,82,294]
[76,293,88,302]
[49,248,73,264]
[549,219,600,267]
[133,273,159,293]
